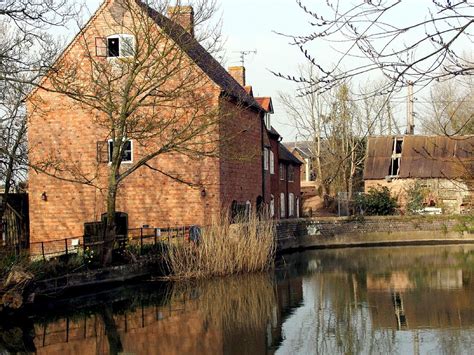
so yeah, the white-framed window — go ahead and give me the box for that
[289,193,294,217]
[108,139,133,163]
[389,137,403,177]
[270,151,275,174]
[245,200,252,218]
[265,113,271,130]
[296,197,300,218]
[280,193,285,218]
[270,194,275,218]
[288,165,294,182]
[100,34,136,58]
[279,163,285,181]
[264,148,269,171]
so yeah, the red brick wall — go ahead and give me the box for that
[27,0,263,244]
[218,98,263,210]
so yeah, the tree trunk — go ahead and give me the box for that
[102,169,119,266]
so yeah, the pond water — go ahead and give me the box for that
[2,245,474,354]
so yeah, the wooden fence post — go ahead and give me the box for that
[65,239,68,256]
[41,242,45,260]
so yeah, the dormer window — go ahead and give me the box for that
[96,34,135,58]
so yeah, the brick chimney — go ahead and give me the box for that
[167,6,194,37]
[228,66,246,87]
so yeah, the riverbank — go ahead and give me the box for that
[276,215,474,252]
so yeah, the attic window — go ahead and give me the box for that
[96,35,135,58]
[389,138,403,177]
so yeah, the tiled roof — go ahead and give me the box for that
[255,97,273,113]
[136,1,261,110]
[279,143,303,165]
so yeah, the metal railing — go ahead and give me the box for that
[26,225,195,260]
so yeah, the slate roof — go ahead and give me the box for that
[284,141,313,158]
[137,1,261,110]
[279,143,303,165]
[364,135,474,180]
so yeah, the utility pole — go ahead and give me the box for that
[406,81,415,135]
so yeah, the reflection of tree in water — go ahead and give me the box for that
[275,245,474,355]
[0,275,278,355]
[2,246,474,354]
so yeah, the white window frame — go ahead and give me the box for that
[265,113,271,130]
[289,193,294,217]
[270,151,275,174]
[288,165,294,182]
[107,34,136,59]
[296,197,300,218]
[245,200,252,218]
[264,148,269,171]
[279,163,285,181]
[280,193,285,218]
[108,139,133,164]
[270,194,275,218]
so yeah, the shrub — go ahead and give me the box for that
[358,185,398,216]
[405,180,428,214]
[163,212,276,279]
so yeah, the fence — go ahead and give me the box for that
[8,225,195,260]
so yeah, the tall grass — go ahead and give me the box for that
[164,212,276,279]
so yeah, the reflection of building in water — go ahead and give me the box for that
[33,297,223,355]
[27,275,304,355]
[367,269,474,331]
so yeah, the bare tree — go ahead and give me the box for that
[421,77,474,135]
[274,1,473,98]
[280,66,394,198]
[29,0,227,264]
[0,0,75,221]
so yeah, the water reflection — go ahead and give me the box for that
[2,245,474,354]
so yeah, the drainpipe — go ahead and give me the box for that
[260,111,265,203]
[286,163,289,218]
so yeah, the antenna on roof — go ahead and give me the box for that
[233,50,257,67]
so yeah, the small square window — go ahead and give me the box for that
[108,139,133,163]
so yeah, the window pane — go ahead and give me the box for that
[123,140,132,162]
[108,141,114,162]
[107,38,120,57]
[120,36,135,57]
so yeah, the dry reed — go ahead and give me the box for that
[164,212,276,279]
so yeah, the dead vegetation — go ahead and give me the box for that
[163,212,276,279]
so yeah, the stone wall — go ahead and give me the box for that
[276,216,474,252]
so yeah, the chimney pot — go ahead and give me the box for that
[228,66,246,87]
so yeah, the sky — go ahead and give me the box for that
[61,0,472,141]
